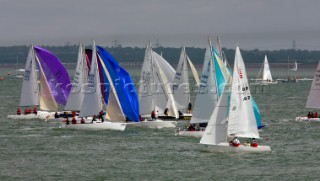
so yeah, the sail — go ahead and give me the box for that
[139,44,154,115]
[228,47,259,138]
[190,46,218,124]
[38,59,58,111]
[65,44,88,111]
[290,61,298,71]
[96,54,126,122]
[306,61,320,108]
[200,82,229,145]
[262,55,273,81]
[152,57,179,119]
[213,47,231,96]
[152,51,176,115]
[187,56,200,85]
[79,42,103,117]
[213,47,263,129]
[34,46,71,106]
[172,47,190,112]
[19,46,39,107]
[97,46,139,122]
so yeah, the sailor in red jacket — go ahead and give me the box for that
[17,108,21,115]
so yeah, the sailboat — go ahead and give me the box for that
[281,57,299,83]
[64,44,89,112]
[8,46,71,119]
[169,47,200,120]
[296,61,320,122]
[199,46,271,152]
[138,43,177,128]
[177,40,219,137]
[62,42,135,131]
[177,39,265,137]
[255,55,278,85]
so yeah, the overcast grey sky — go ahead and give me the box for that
[1,0,320,50]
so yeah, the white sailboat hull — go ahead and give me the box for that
[176,130,204,138]
[295,116,320,122]
[61,121,127,131]
[7,114,38,119]
[199,142,271,153]
[7,110,56,120]
[128,119,177,129]
[252,80,278,85]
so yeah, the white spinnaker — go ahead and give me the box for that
[172,47,190,112]
[65,44,88,111]
[139,44,154,115]
[306,61,320,109]
[200,82,229,145]
[19,46,39,107]
[190,46,218,124]
[187,56,200,86]
[97,54,126,122]
[79,42,103,117]
[227,47,259,138]
[262,55,273,81]
[38,55,58,111]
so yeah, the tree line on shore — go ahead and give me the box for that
[0,45,319,65]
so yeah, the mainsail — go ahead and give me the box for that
[65,44,88,111]
[79,42,103,117]
[190,45,218,124]
[19,46,39,107]
[227,47,259,138]
[172,47,190,112]
[262,55,273,81]
[306,61,320,109]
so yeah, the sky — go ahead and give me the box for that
[1,0,320,50]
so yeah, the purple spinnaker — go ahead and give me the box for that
[34,46,71,106]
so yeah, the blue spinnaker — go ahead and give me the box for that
[97,46,140,122]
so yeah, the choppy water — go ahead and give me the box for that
[0,66,319,180]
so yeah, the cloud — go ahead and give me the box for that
[0,0,319,49]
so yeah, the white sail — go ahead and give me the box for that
[79,42,103,117]
[97,54,126,122]
[172,47,190,112]
[65,44,88,111]
[262,55,273,81]
[290,61,298,71]
[190,46,218,124]
[152,51,176,115]
[200,82,229,145]
[306,61,320,109]
[153,56,179,119]
[19,46,39,107]
[139,44,154,115]
[187,56,200,86]
[227,47,259,138]
[139,44,176,116]
[38,56,58,111]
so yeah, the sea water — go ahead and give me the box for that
[0,65,319,180]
